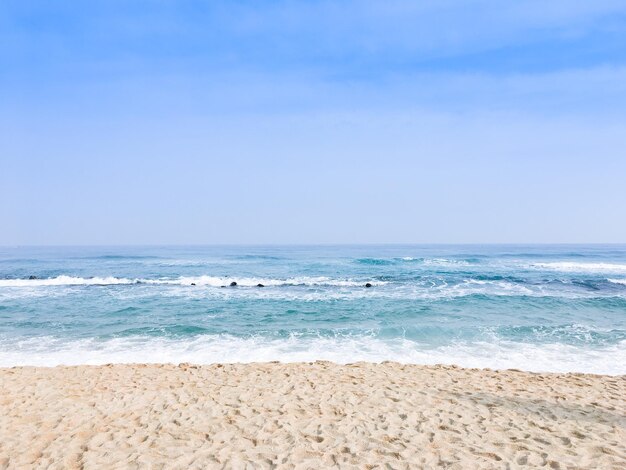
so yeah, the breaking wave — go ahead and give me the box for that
[0,275,384,288]
[530,262,626,273]
[1,334,624,375]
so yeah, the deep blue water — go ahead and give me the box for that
[0,245,625,373]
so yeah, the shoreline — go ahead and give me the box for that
[1,361,624,468]
[2,360,625,376]
[3,337,624,375]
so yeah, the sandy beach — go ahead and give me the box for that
[0,362,624,469]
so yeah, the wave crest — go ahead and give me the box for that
[0,276,133,287]
[531,262,626,273]
[0,275,384,288]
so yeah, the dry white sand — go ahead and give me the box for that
[0,362,624,469]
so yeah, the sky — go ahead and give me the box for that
[1,0,626,245]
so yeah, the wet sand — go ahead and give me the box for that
[0,362,624,469]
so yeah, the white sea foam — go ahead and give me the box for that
[396,257,472,266]
[0,276,134,287]
[155,276,384,288]
[0,275,384,288]
[608,278,626,285]
[1,335,624,375]
[431,279,534,298]
[2,276,621,302]
[530,262,626,273]
[422,258,471,267]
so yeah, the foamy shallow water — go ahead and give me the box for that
[1,245,625,373]
[2,335,625,375]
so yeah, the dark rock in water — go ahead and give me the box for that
[190,283,196,286]
[365,283,372,288]
[230,281,238,287]
[257,283,265,287]
[29,275,37,280]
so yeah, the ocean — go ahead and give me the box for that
[0,245,624,374]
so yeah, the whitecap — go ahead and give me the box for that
[0,275,385,288]
[530,262,626,273]
[0,276,135,287]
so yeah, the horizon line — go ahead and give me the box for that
[2,242,625,248]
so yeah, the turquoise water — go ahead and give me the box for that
[0,245,625,373]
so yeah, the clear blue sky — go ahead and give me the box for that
[2,1,626,244]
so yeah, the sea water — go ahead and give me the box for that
[0,245,624,374]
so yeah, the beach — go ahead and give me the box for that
[1,362,624,469]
